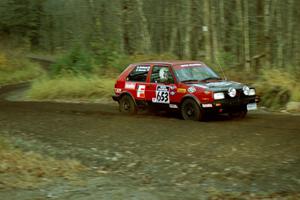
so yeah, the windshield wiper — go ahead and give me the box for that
[201,77,222,82]
[181,79,199,83]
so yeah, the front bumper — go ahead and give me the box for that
[112,95,120,102]
[201,95,259,113]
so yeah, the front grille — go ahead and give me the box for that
[223,98,240,106]
[223,89,247,105]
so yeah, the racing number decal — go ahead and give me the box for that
[155,85,170,104]
[156,91,169,103]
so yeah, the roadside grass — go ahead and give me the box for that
[25,67,300,111]
[209,191,300,199]
[254,68,300,109]
[219,66,300,110]
[0,51,43,85]
[12,45,299,111]
[0,64,42,85]
[27,75,115,100]
[0,135,86,189]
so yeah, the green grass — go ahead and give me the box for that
[26,67,300,111]
[27,75,115,100]
[0,52,44,85]
[25,50,176,101]
[0,64,42,85]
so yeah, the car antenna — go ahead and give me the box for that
[215,57,227,81]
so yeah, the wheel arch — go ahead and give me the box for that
[179,94,201,108]
[119,92,137,106]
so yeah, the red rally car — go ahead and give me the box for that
[112,61,259,121]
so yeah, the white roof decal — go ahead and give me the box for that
[180,63,202,67]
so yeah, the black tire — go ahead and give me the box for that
[181,99,203,121]
[119,95,137,114]
[228,107,247,119]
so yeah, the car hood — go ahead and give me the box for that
[189,80,244,92]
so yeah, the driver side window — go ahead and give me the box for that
[150,66,174,83]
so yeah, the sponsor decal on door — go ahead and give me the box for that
[137,85,146,98]
[125,82,136,89]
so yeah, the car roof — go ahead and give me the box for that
[132,60,205,66]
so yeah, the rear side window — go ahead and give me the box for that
[127,65,150,82]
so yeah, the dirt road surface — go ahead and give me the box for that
[0,84,300,199]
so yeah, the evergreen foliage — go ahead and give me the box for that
[50,46,93,76]
[0,0,299,71]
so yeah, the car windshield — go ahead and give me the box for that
[174,65,221,82]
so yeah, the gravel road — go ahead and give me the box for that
[0,84,299,199]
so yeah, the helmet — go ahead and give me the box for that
[159,68,169,81]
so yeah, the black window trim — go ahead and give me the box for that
[126,64,151,82]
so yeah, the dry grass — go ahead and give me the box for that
[0,136,86,189]
[255,68,300,109]
[209,191,300,200]
[206,66,300,110]
[27,75,115,100]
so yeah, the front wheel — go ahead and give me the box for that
[181,99,203,121]
[119,95,137,114]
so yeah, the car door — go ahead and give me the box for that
[146,65,176,104]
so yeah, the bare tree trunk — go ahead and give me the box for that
[236,0,244,67]
[295,1,300,69]
[169,2,177,55]
[276,1,283,68]
[265,0,278,68]
[183,1,191,59]
[286,0,294,68]
[255,0,264,71]
[203,0,212,63]
[136,0,151,53]
[264,0,271,68]
[211,1,219,63]
[243,1,251,71]
[219,0,225,54]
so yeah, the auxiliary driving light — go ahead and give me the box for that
[228,87,236,97]
[243,86,250,95]
[243,86,255,96]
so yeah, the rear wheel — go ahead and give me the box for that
[181,99,203,121]
[119,95,137,114]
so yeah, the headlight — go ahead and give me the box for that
[249,88,256,96]
[243,86,250,95]
[228,87,236,97]
[214,92,225,100]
